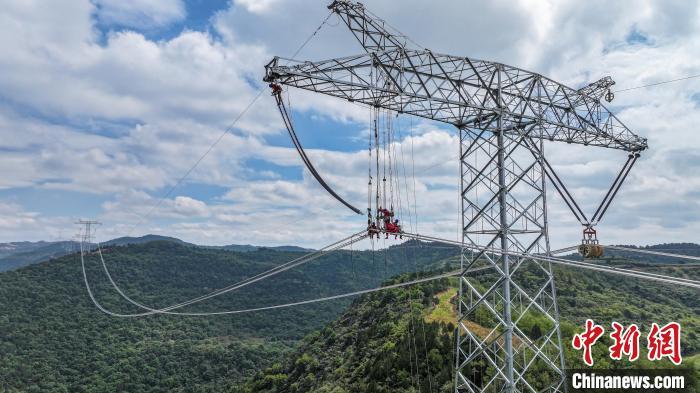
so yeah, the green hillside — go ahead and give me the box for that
[243,265,700,392]
[242,272,457,393]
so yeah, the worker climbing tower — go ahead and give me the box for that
[263,1,647,391]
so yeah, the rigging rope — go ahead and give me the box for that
[615,73,700,93]
[407,328,417,390]
[375,107,380,214]
[391,116,434,393]
[129,90,264,236]
[382,110,387,211]
[368,108,373,225]
[409,117,419,234]
[409,242,435,393]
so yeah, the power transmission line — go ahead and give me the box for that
[605,245,700,263]
[82,230,366,317]
[398,231,700,289]
[81,235,458,317]
[550,245,578,255]
[80,228,700,319]
[615,73,700,93]
[81,11,340,314]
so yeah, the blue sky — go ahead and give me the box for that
[1,0,699,248]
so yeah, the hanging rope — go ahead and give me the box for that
[368,109,374,225]
[389,113,434,393]
[375,106,381,216]
[407,240,435,393]
[382,109,388,211]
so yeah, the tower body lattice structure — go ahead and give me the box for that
[263,1,647,391]
[457,118,564,392]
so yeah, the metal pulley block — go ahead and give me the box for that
[578,243,604,258]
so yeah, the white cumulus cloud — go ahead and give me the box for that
[0,0,700,249]
[94,0,186,29]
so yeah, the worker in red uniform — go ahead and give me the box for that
[378,207,392,222]
[385,218,401,239]
[269,83,283,95]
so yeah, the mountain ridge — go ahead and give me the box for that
[0,234,318,272]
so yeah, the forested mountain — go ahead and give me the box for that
[1,238,698,392]
[0,241,57,258]
[242,272,458,393]
[102,235,188,247]
[0,236,193,272]
[0,239,456,392]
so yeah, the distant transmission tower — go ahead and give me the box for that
[76,220,101,250]
[263,1,647,391]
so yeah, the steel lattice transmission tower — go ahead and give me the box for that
[263,2,647,391]
[76,220,101,250]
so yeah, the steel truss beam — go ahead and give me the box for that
[265,50,647,152]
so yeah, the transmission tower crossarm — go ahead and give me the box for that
[577,76,615,102]
[264,51,647,152]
